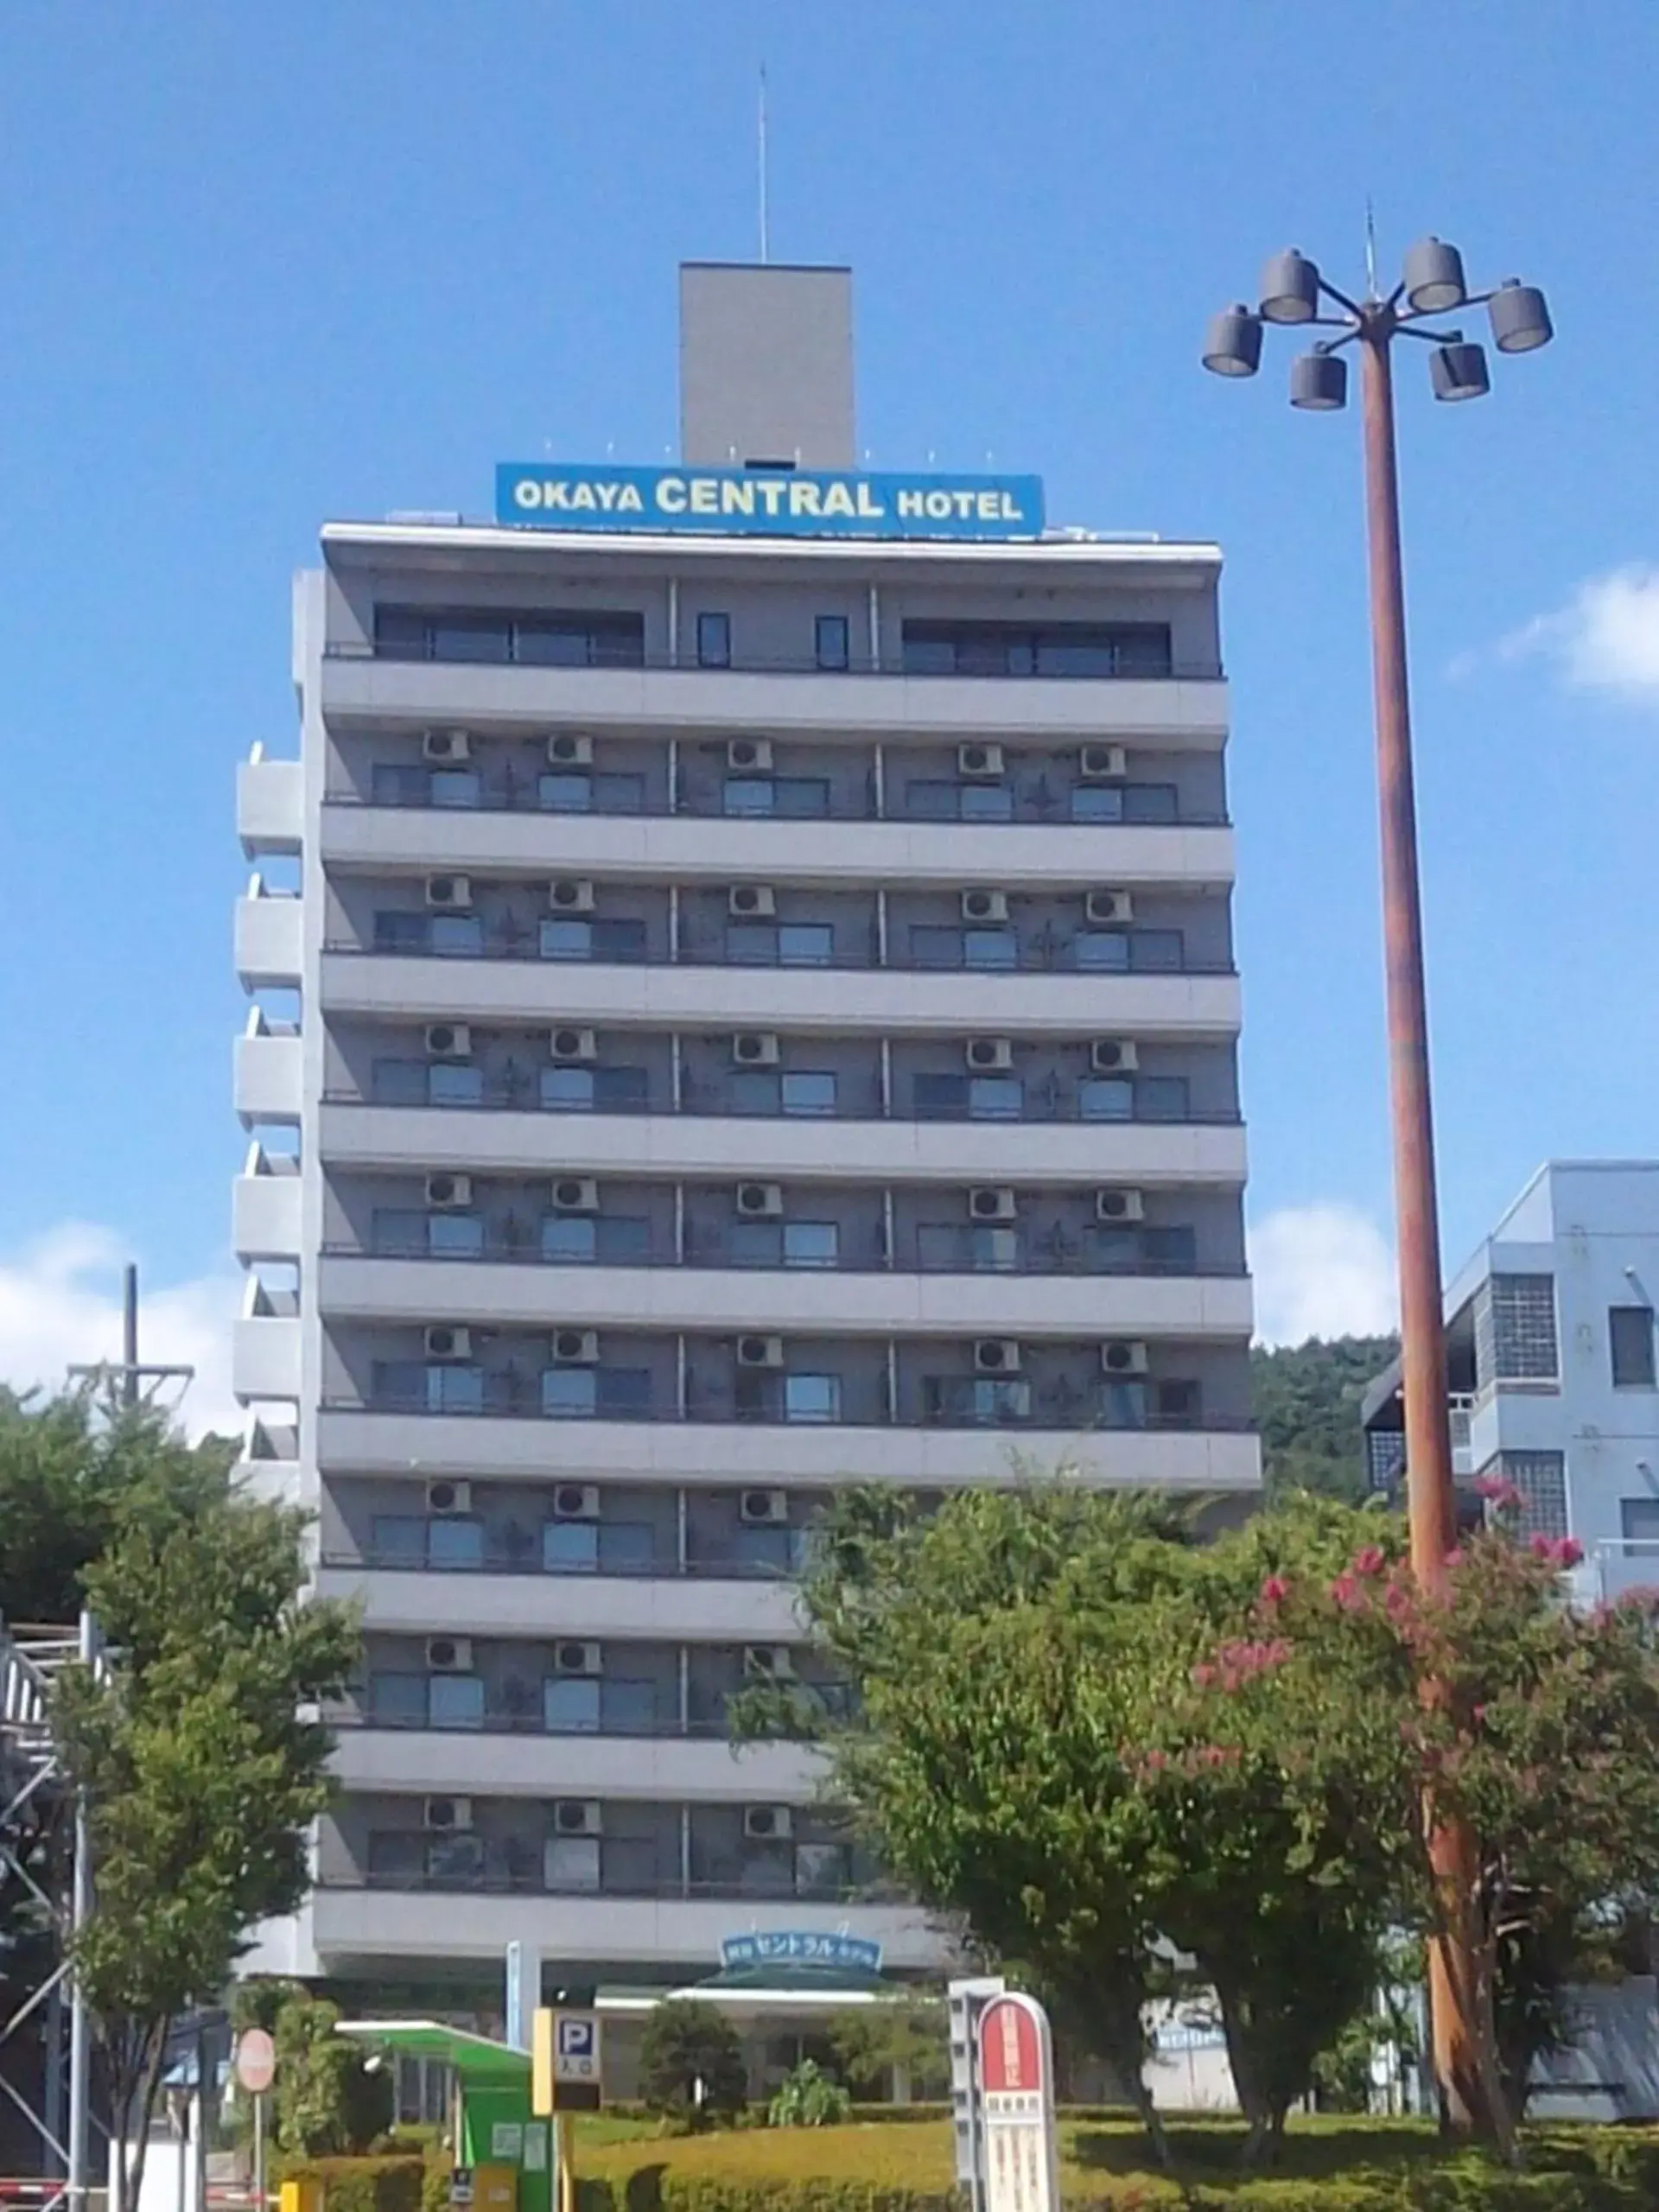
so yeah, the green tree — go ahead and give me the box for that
[828,1999,949,2098]
[54,1481,359,2212]
[637,2000,747,2131]
[1250,1336,1397,1502]
[230,1981,393,2157]
[766,2058,849,2127]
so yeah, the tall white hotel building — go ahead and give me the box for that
[231,262,1258,2030]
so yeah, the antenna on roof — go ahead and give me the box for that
[758,67,770,264]
[1364,195,1378,302]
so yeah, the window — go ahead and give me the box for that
[596,1367,652,1416]
[969,1224,1021,1271]
[1124,783,1179,823]
[428,1674,486,1728]
[723,777,774,817]
[730,1071,781,1115]
[779,923,835,967]
[366,1830,424,1884]
[545,1835,601,1891]
[542,1066,651,1113]
[1157,1379,1202,1426]
[969,1076,1023,1120]
[429,1062,484,1107]
[543,1216,596,1264]
[426,1364,484,1414]
[783,1222,839,1268]
[1483,1452,1568,1540]
[1137,1077,1192,1122]
[1069,785,1123,823]
[782,1071,836,1116]
[368,1673,428,1726]
[1101,1380,1149,1428]
[515,614,645,668]
[597,1216,651,1263]
[543,1369,597,1418]
[427,1516,484,1570]
[1079,1077,1134,1122]
[372,766,429,807]
[601,1521,655,1571]
[372,1515,428,1565]
[963,929,1018,970]
[734,1522,793,1574]
[429,770,481,810]
[428,1211,485,1256]
[540,918,649,963]
[924,1376,1030,1425]
[784,1373,842,1423]
[374,911,428,953]
[426,1832,486,1887]
[1611,1306,1656,1389]
[912,1072,967,1119]
[430,913,484,957]
[910,925,963,969]
[539,767,645,813]
[962,781,1015,822]
[900,620,1173,677]
[1073,931,1130,972]
[541,772,592,812]
[815,615,850,671]
[731,1220,781,1267]
[541,919,592,961]
[544,1676,601,1732]
[429,616,512,664]
[1142,1224,1198,1272]
[696,612,731,667]
[1130,929,1185,972]
[544,1520,599,1573]
[602,1678,659,1732]
[1478,1274,1559,1383]
[372,1208,428,1255]
[1620,1498,1659,1543]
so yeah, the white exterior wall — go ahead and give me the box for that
[233,517,1257,1993]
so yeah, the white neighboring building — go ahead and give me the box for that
[231,260,1257,2008]
[1363,1160,1659,1604]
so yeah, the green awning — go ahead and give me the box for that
[336,2019,530,2082]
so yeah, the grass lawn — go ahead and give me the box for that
[572,2111,1659,2208]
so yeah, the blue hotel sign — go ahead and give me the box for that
[720,1930,885,1976]
[497,462,1044,542]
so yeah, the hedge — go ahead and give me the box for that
[278,2155,427,2212]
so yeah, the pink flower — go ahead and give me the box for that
[1144,1749,1166,1772]
[1191,1662,1217,1689]
[1553,1536,1584,1568]
[1474,1474,1524,1510]
[1330,1573,1364,1611]
[1529,1533,1554,1560]
[1260,1573,1290,1607]
[1353,1544,1387,1579]
[1471,1703,1487,1726]
[1444,1546,1465,1569]
[1385,1581,1413,1621]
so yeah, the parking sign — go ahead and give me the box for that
[556,2013,599,2082]
[533,2006,603,2113]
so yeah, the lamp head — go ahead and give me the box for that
[1403,235,1467,314]
[1202,304,1262,378]
[1259,247,1321,324]
[1289,351,1348,410]
[1489,279,1553,353]
[1429,339,1491,402]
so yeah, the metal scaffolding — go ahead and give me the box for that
[1,1613,104,2212]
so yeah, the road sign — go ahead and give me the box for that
[949,1974,1006,2206]
[532,2007,603,2113]
[234,2029,276,2094]
[976,1993,1058,2212]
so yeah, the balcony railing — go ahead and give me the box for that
[325,1388,1250,1435]
[319,1867,895,1904]
[321,1236,1240,1280]
[325,1083,1244,1130]
[329,938,1236,980]
[322,638,1225,681]
[321,1547,804,1581]
[322,784,1230,830]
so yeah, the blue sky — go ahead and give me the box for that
[3,1,1656,1419]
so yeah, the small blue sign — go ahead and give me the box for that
[721,1929,885,1976]
[496,462,1045,542]
[556,2018,595,2059]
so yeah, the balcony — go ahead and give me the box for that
[316,1254,1254,1339]
[232,1313,301,1403]
[238,750,303,856]
[318,1406,1262,1492]
[315,1560,802,1641]
[319,950,1242,1039]
[319,1101,1249,1185]
[319,651,1229,748]
[233,1151,302,1261]
[235,1023,302,1126]
[328,1724,818,1801]
[237,881,304,988]
[306,1884,941,1969]
[319,799,1233,892]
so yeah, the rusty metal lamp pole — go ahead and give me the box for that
[1202,238,1553,2136]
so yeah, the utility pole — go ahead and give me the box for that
[67,1262,194,1411]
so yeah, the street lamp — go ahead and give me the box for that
[1202,237,1552,2144]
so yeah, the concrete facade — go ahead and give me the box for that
[231,273,1256,1999]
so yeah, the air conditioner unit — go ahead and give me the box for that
[423,1795,474,1831]
[426,1172,473,1210]
[728,738,772,772]
[744,1645,794,1680]
[737,1334,785,1370]
[975,1338,1021,1375]
[426,1636,474,1673]
[957,742,1005,781]
[969,1186,1017,1223]
[1101,1340,1150,1376]
[740,1488,788,1525]
[1096,1187,1146,1224]
[423,728,472,764]
[1080,743,1128,781]
[1085,888,1134,925]
[547,733,594,767]
[744,1804,793,1840]
[960,888,1008,925]
[426,874,474,910]
[424,1325,472,1361]
[735,1182,784,1219]
[555,1641,601,1675]
[550,1027,598,1063]
[1090,1039,1139,1074]
[424,1022,472,1059]
[732,1032,780,1067]
[427,1478,473,1515]
[553,1484,600,1521]
[965,1036,1013,1073]
[551,1329,600,1366]
[728,885,777,919]
[550,1177,600,1213]
[553,1799,603,1836]
[549,879,595,914]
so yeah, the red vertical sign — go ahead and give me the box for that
[976,1993,1057,2212]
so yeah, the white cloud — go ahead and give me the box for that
[1489,564,1659,703]
[1250,1204,1397,1347]
[0,1224,244,1441]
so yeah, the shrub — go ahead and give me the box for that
[639,2000,748,2133]
[278,2154,424,2212]
[766,2062,851,2130]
